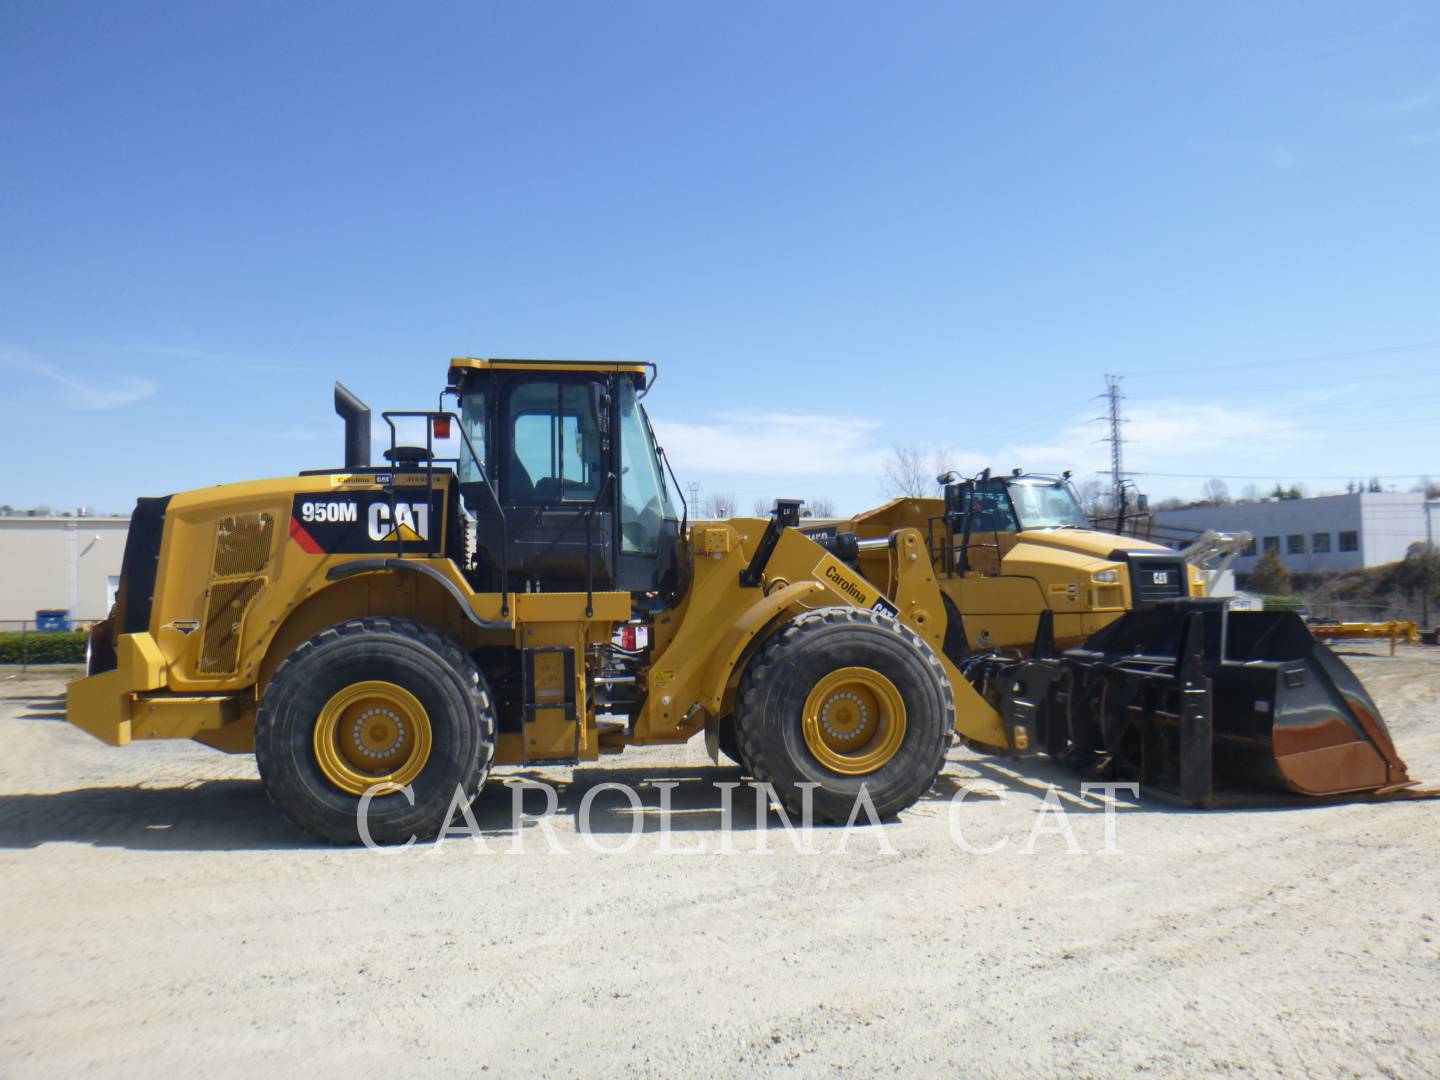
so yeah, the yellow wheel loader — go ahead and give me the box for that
[66,359,1416,843]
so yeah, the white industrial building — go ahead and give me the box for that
[0,516,130,625]
[1152,492,1431,576]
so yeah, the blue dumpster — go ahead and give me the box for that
[35,609,72,633]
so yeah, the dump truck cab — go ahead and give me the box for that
[844,471,1204,652]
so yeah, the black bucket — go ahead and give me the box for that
[1051,600,1412,803]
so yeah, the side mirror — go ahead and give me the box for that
[944,482,969,516]
[936,471,958,486]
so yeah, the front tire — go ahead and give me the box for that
[716,715,749,771]
[255,617,495,844]
[734,607,953,823]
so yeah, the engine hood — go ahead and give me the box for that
[1014,528,1174,561]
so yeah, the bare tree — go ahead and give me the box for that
[703,492,736,518]
[1240,484,1260,503]
[1073,478,1111,521]
[1200,478,1231,506]
[751,497,770,517]
[880,444,932,498]
[808,496,836,518]
[932,450,959,485]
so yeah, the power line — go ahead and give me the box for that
[1132,471,1426,480]
[1124,339,1440,379]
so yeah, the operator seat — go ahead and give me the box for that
[506,447,537,502]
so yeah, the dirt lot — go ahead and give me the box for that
[2,645,1438,1078]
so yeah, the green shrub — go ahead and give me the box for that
[0,630,87,664]
[1257,594,1305,612]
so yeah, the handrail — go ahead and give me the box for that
[582,473,615,617]
[380,409,509,618]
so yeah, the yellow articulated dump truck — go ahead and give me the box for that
[68,359,1415,842]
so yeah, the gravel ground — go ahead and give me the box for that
[2,644,1438,1078]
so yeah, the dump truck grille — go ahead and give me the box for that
[1129,558,1187,606]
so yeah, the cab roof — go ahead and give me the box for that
[448,357,654,390]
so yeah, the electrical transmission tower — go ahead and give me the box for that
[1102,374,1127,512]
[685,481,703,515]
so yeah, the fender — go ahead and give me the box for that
[325,558,512,631]
[699,580,825,713]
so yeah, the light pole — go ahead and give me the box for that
[1425,501,1439,631]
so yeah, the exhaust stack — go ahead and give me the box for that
[334,382,371,469]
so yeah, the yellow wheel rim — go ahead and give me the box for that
[801,666,907,776]
[313,680,433,796]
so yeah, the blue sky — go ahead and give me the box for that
[3,1,1438,516]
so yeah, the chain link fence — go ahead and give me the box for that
[0,618,103,671]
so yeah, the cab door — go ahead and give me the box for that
[487,377,615,590]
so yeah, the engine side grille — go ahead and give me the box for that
[212,512,275,577]
[195,511,276,674]
[198,577,266,674]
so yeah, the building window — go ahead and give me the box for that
[1312,532,1331,553]
[1263,536,1280,553]
[1242,536,1257,556]
[1339,530,1359,552]
[1287,534,1305,555]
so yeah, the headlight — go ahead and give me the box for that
[1092,569,1120,584]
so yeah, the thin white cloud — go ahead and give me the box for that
[654,411,888,478]
[1372,90,1437,115]
[118,344,294,372]
[1400,131,1440,145]
[0,347,157,410]
[1267,144,1302,169]
[938,402,1302,482]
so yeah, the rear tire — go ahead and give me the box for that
[735,607,953,823]
[256,617,495,844]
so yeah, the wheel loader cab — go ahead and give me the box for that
[448,359,684,604]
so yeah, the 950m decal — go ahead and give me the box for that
[289,491,443,555]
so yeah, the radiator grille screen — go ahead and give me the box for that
[212,512,274,577]
[198,577,266,675]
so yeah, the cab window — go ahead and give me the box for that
[1008,480,1089,530]
[457,388,486,486]
[503,381,603,504]
[965,482,1020,533]
[617,380,673,553]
